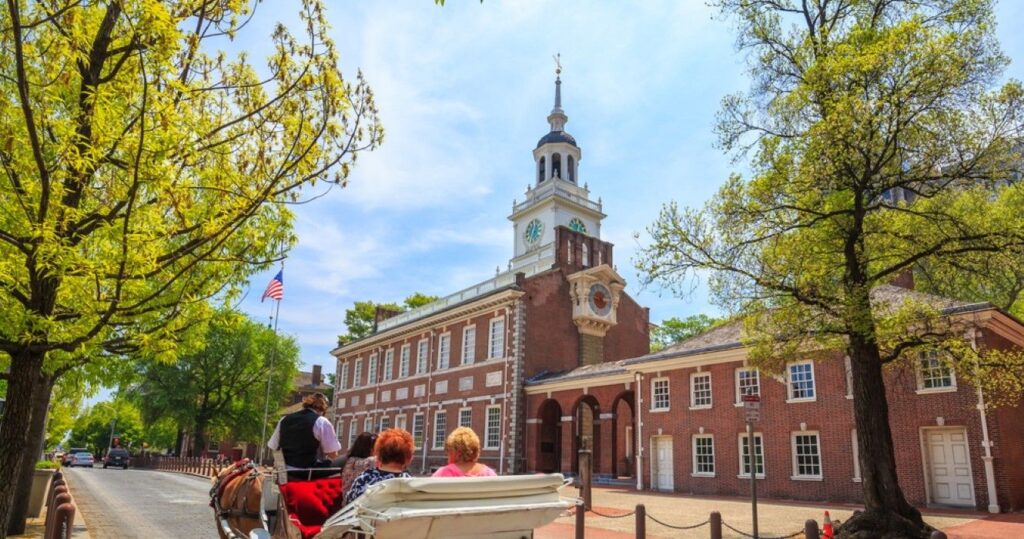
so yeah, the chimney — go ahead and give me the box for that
[311,364,322,386]
[889,268,915,290]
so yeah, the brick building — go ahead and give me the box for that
[330,71,650,474]
[524,285,1024,513]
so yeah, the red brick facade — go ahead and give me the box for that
[331,234,650,475]
[524,319,1024,513]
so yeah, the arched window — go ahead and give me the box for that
[582,243,589,267]
[567,155,575,183]
[551,153,562,179]
[538,156,546,183]
[566,237,574,265]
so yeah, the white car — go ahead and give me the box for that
[71,452,95,467]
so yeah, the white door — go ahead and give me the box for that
[651,436,674,491]
[925,428,975,507]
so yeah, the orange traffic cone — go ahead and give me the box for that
[822,510,835,539]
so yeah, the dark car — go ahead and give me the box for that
[103,448,130,469]
[62,448,89,466]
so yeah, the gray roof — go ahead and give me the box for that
[536,130,577,148]
[527,285,996,387]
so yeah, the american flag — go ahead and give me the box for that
[261,270,284,302]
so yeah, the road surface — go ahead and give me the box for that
[63,466,219,538]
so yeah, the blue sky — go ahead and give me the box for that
[232,1,1024,374]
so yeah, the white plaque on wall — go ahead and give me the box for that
[486,371,503,387]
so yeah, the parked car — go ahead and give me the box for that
[62,448,89,466]
[70,452,94,467]
[103,448,130,469]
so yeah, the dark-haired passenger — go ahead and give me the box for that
[341,432,377,501]
[344,429,414,504]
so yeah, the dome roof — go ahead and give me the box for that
[536,130,577,148]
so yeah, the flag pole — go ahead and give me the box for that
[258,262,284,465]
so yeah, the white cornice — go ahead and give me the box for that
[525,373,634,394]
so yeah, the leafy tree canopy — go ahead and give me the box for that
[129,308,299,456]
[0,0,381,526]
[337,293,440,345]
[650,314,721,352]
[637,1,1024,534]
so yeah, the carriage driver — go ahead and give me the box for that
[267,392,344,478]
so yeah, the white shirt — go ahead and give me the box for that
[267,413,343,468]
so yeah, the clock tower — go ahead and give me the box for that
[508,67,606,272]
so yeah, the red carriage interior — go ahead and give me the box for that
[279,477,345,539]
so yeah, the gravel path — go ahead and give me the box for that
[64,466,219,539]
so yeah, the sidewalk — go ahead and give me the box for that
[537,486,1024,539]
[21,506,90,539]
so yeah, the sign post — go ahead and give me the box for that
[742,393,761,539]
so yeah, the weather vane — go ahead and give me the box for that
[553,53,562,76]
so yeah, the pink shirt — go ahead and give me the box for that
[432,463,497,478]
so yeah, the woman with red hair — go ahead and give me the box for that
[344,428,415,504]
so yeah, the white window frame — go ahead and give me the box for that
[690,372,712,409]
[791,431,823,481]
[433,410,448,449]
[734,367,760,405]
[383,349,394,381]
[786,361,816,403]
[399,344,411,378]
[336,419,345,443]
[416,339,429,374]
[484,405,502,450]
[395,413,407,431]
[363,417,373,433]
[915,350,957,394]
[367,353,378,385]
[458,407,473,428]
[412,413,425,448]
[437,333,451,370]
[691,434,715,477]
[851,429,861,483]
[348,420,358,445]
[488,317,505,359]
[650,378,670,412]
[339,362,349,390]
[462,326,476,365]
[379,415,391,432]
[353,359,363,388]
[738,432,765,479]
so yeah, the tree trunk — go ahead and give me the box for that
[0,349,45,538]
[6,375,54,536]
[192,418,208,458]
[846,334,929,538]
[175,427,186,456]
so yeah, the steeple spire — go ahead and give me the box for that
[548,54,567,132]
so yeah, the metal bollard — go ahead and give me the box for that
[46,492,72,535]
[48,502,76,539]
[575,500,585,539]
[635,504,646,539]
[709,511,722,539]
[930,532,948,539]
[804,519,820,539]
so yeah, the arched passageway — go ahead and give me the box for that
[611,391,636,477]
[537,399,562,473]
[572,395,600,475]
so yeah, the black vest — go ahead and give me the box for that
[279,408,320,468]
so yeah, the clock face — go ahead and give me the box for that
[588,283,612,316]
[524,219,544,246]
[569,218,588,234]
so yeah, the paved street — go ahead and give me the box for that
[64,467,218,539]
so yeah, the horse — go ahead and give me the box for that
[210,459,264,539]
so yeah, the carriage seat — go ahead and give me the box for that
[279,477,345,539]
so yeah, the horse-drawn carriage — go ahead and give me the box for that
[211,453,573,539]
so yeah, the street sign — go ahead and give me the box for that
[742,393,760,422]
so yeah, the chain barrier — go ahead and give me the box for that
[645,513,710,530]
[722,520,804,539]
[587,507,637,519]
